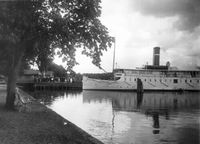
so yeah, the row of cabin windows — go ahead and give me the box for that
[125,71,200,75]
[124,77,199,83]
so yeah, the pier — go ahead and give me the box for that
[34,82,82,91]
[17,81,82,91]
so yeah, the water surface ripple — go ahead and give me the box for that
[33,91,200,144]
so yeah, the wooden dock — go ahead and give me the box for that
[17,82,82,91]
[34,82,82,91]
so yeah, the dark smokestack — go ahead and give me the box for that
[153,47,160,66]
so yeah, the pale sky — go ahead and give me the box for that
[54,0,200,73]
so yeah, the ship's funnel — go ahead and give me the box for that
[153,47,160,66]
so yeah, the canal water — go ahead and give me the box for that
[33,91,200,144]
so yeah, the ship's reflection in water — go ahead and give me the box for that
[35,90,200,144]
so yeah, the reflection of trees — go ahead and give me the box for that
[31,90,82,105]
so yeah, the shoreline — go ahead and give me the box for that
[0,88,104,144]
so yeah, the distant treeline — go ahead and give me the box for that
[84,73,114,80]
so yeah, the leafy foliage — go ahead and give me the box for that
[0,0,113,72]
[0,0,113,109]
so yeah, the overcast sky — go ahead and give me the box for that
[55,0,200,73]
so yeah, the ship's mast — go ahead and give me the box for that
[112,37,116,72]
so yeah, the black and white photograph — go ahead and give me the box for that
[0,0,199,144]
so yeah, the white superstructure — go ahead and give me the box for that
[83,47,200,91]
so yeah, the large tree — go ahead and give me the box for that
[0,0,113,110]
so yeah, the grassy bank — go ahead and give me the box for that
[0,89,103,144]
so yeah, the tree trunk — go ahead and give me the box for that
[5,50,23,110]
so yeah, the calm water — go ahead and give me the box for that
[33,90,200,144]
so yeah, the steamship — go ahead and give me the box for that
[83,47,200,91]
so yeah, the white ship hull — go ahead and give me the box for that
[83,76,200,91]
